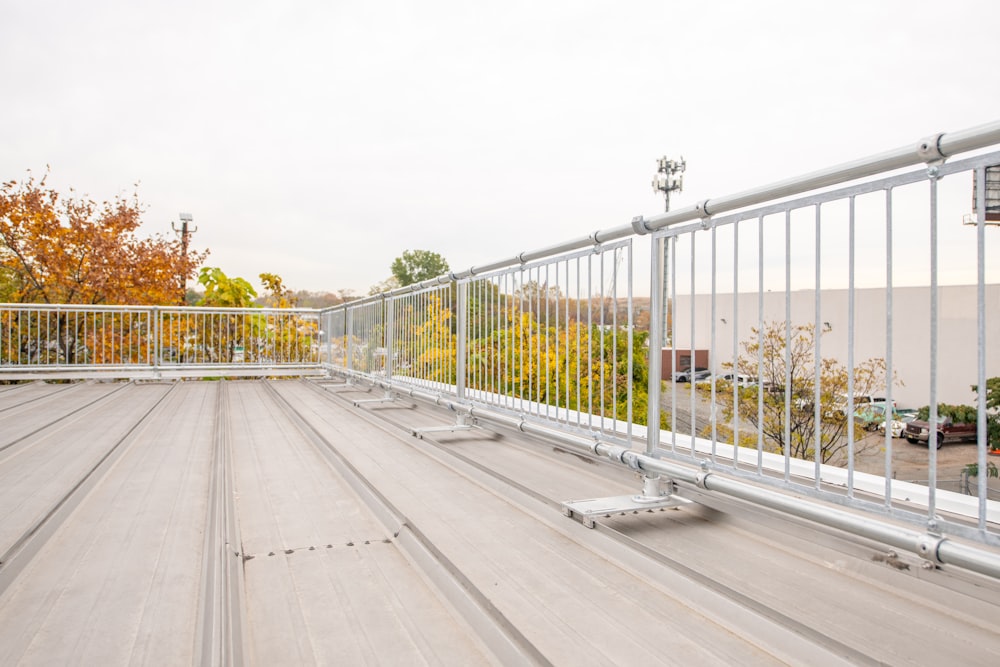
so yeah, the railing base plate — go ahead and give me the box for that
[562,494,690,529]
[353,395,395,407]
[411,425,475,439]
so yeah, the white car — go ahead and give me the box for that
[712,372,757,388]
[877,408,918,438]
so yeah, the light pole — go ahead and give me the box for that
[172,212,197,304]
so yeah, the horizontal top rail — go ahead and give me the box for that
[332,119,1000,309]
[0,303,320,315]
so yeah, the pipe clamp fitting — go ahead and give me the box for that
[621,451,642,471]
[605,446,628,464]
[917,133,946,164]
[916,533,945,563]
[631,215,651,235]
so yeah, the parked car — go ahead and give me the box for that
[823,394,893,419]
[672,367,708,383]
[854,402,898,431]
[699,372,757,388]
[689,369,713,383]
[904,416,978,449]
[878,408,918,438]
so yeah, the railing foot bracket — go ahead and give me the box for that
[353,391,395,408]
[562,493,690,529]
[411,424,475,439]
[411,414,475,439]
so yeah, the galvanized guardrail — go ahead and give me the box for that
[322,240,638,444]
[0,304,323,379]
[322,120,1000,576]
[3,121,999,577]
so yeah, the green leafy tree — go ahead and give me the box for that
[970,377,1000,448]
[979,377,1000,412]
[961,378,1000,486]
[391,250,449,287]
[188,268,259,362]
[916,404,979,423]
[712,321,890,464]
[197,267,257,307]
[188,269,316,364]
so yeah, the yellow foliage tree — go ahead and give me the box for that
[0,171,206,305]
[0,172,208,365]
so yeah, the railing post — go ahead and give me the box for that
[346,308,354,373]
[324,311,333,371]
[152,306,160,376]
[629,233,672,502]
[456,281,467,401]
[384,295,394,381]
[647,236,664,456]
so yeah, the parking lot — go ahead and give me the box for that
[663,382,1000,499]
[853,432,998,495]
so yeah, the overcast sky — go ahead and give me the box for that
[3,0,998,296]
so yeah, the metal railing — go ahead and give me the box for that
[325,241,638,443]
[322,120,1000,577]
[0,304,323,379]
[3,121,1000,577]
[659,149,1000,541]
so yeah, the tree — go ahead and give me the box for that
[916,404,978,423]
[197,267,257,307]
[0,265,16,302]
[369,276,400,296]
[259,272,296,308]
[971,377,1000,448]
[0,171,206,305]
[290,289,354,308]
[187,269,316,364]
[397,293,456,384]
[390,250,449,287]
[712,321,890,464]
[464,301,664,428]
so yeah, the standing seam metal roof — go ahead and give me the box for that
[1,378,999,665]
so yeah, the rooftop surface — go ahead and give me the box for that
[2,378,1000,665]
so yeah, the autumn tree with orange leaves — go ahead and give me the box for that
[0,171,206,305]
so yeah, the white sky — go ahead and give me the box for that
[3,0,999,296]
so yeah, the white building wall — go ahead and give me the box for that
[674,284,1000,408]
